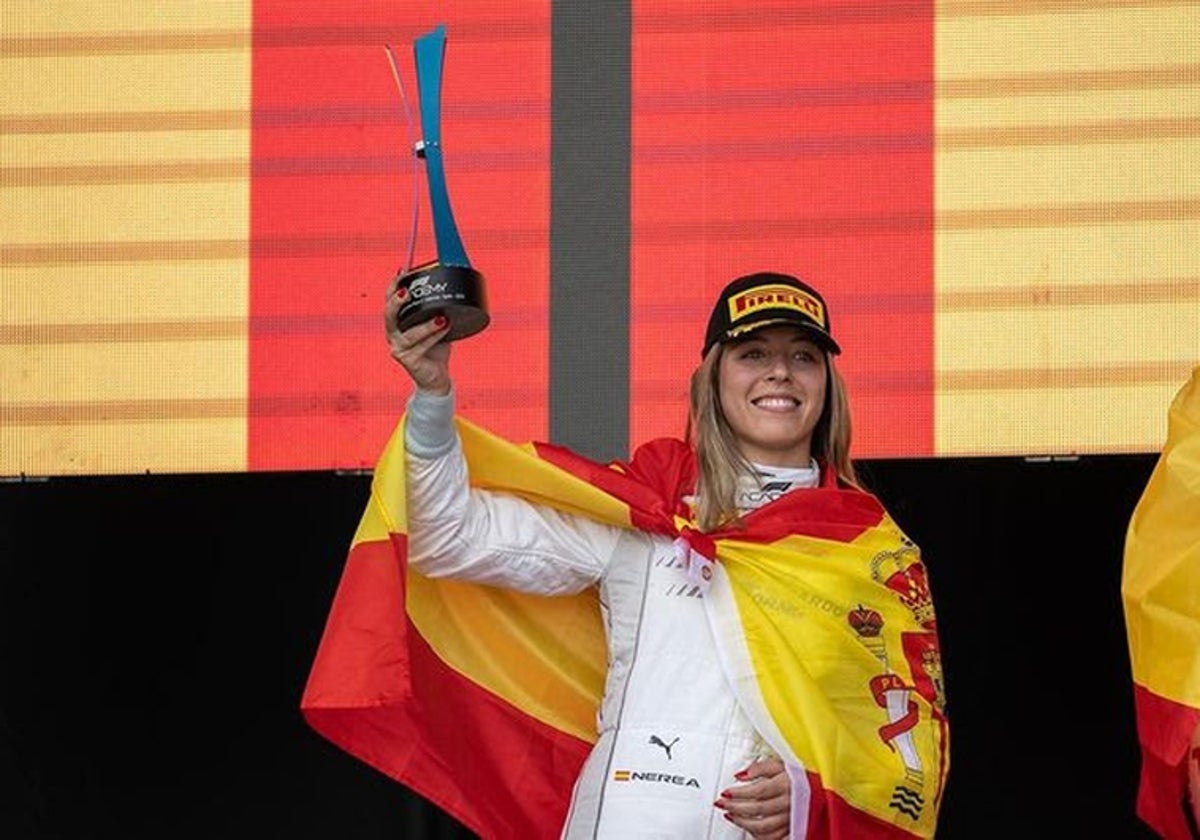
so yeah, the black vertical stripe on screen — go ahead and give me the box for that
[549,0,631,462]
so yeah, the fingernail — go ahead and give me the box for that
[723,813,734,823]
[713,800,726,811]
[719,790,732,799]
[434,315,448,328]
[396,287,408,300]
[734,771,749,781]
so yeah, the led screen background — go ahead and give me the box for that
[2,1,1197,477]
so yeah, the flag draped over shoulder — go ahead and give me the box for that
[301,414,949,839]
[1122,365,1200,839]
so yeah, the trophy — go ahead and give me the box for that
[387,25,488,342]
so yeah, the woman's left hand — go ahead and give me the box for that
[714,757,791,839]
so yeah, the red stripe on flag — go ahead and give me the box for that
[533,435,887,543]
[1130,683,1200,839]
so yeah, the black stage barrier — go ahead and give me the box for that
[0,454,1161,839]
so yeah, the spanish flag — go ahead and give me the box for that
[1123,365,1200,839]
[302,415,949,838]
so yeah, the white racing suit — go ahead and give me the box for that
[404,389,816,839]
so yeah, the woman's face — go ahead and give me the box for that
[717,325,828,467]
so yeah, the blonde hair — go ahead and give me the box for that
[686,342,859,531]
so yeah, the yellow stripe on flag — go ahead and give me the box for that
[718,527,946,836]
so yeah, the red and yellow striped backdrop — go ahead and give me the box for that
[3,1,1197,476]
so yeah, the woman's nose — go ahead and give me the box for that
[765,356,791,380]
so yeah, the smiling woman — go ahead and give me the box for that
[302,268,950,839]
[689,273,858,531]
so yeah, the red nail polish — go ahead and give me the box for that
[713,800,726,810]
[734,771,749,781]
[396,287,408,300]
[723,812,734,823]
[434,314,448,328]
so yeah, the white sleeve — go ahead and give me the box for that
[404,404,621,596]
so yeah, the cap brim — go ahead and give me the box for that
[723,317,841,355]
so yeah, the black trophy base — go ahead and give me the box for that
[394,262,489,342]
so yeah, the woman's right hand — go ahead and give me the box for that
[385,279,453,395]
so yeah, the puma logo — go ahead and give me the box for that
[649,734,679,760]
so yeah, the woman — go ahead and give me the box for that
[376,271,948,839]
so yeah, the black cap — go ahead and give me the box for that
[702,272,841,358]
